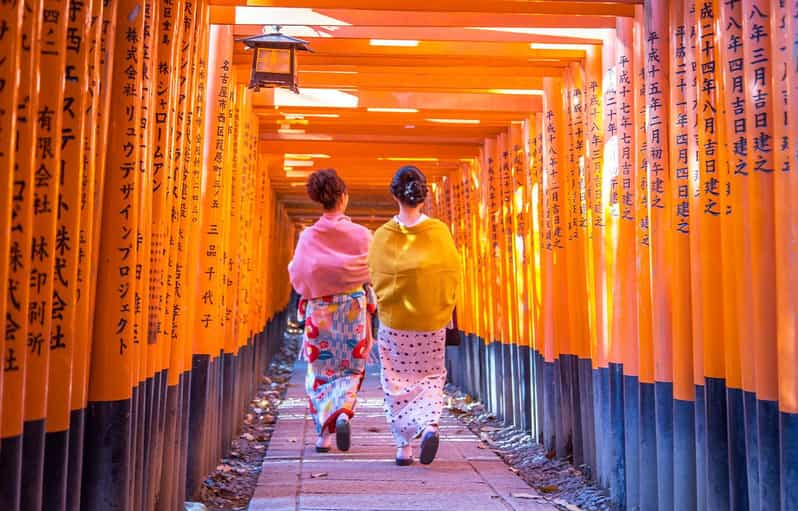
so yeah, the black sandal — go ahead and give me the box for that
[335,416,351,452]
[419,429,440,465]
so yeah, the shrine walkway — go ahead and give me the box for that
[248,362,555,511]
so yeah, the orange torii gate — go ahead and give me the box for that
[0,1,795,511]
[0,2,293,509]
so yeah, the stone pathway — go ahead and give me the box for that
[249,361,555,511]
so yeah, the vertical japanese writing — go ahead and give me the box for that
[0,0,22,164]
[634,6,655,388]
[605,53,620,218]
[0,0,23,382]
[570,68,586,234]
[71,0,102,424]
[617,34,635,223]
[672,8,691,235]
[742,0,780,412]
[148,0,179,345]
[646,23,668,213]
[5,0,40,397]
[501,141,513,253]
[644,0,672,384]
[116,4,139,357]
[134,0,155,353]
[53,0,90,360]
[487,146,499,254]
[586,48,604,233]
[195,24,230,351]
[719,0,746,218]
[223,88,241,349]
[218,77,234,336]
[543,80,563,251]
[565,72,578,241]
[88,0,145,406]
[542,109,554,252]
[481,142,497,340]
[26,0,67,424]
[514,139,528,238]
[771,0,791,175]
[744,1,773,175]
[171,0,198,344]
[637,31,649,247]
[697,1,720,218]
[237,107,249,342]
[47,0,93,433]
[501,135,517,342]
[684,0,702,247]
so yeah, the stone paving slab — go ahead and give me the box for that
[250,362,556,511]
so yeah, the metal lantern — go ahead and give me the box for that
[241,26,312,93]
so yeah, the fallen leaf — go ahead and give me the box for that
[310,472,328,478]
[216,465,232,473]
[538,484,559,493]
[241,433,255,441]
[509,467,520,474]
[477,444,487,449]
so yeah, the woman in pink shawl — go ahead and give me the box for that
[288,169,375,453]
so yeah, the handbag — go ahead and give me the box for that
[445,307,460,346]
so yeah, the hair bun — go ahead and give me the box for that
[306,169,347,210]
[390,165,428,206]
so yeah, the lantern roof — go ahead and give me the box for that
[240,28,313,52]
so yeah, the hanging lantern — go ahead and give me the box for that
[241,26,312,93]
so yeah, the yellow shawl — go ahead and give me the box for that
[368,218,461,331]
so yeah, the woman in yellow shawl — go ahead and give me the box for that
[368,166,461,466]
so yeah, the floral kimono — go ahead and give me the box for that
[298,285,377,435]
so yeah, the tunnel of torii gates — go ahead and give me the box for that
[0,0,795,510]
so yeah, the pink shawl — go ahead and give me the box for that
[288,213,373,299]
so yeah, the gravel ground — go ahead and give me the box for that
[194,328,302,511]
[443,384,611,511]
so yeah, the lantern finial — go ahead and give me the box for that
[240,26,312,93]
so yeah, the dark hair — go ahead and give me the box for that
[390,165,428,206]
[306,168,347,210]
